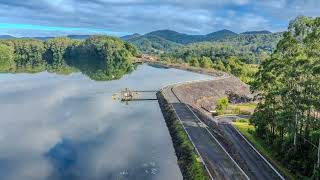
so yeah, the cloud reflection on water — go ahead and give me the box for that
[0,64,211,180]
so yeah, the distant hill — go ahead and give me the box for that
[32,35,90,40]
[145,30,202,44]
[125,29,283,54]
[240,30,272,35]
[0,35,15,39]
[30,36,54,40]
[144,29,237,44]
[126,29,240,52]
[126,29,282,58]
[67,35,90,40]
[120,33,141,40]
[127,34,181,53]
[205,29,237,40]
[0,35,91,40]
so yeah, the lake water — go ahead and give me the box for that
[0,64,211,180]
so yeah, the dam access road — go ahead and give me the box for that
[160,78,285,180]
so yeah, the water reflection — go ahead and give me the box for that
[10,61,137,81]
[0,64,211,180]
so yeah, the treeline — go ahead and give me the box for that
[159,54,258,84]
[0,35,138,80]
[251,16,320,178]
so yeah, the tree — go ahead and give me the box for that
[44,37,75,68]
[199,56,213,69]
[0,44,14,71]
[212,59,226,71]
[188,57,200,67]
[251,16,320,178]
[216,97,229,111]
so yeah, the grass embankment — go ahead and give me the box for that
[216,102,257,116]
[233,119,296,180]
[157,92,209,180]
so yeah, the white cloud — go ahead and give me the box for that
[0,0,320,35]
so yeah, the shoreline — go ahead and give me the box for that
[137,58,227,77]
[156,92,210,180]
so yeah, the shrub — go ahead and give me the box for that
[216,97,229,111]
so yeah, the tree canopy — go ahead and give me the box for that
[251,16,320,178]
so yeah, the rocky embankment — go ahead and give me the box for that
[141,58,254,115]
[173,75,253,114]
[139,58,253,114]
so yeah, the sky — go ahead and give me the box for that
[0,0,320,37]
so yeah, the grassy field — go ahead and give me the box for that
[233,119,296,180]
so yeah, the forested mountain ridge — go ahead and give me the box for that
[126,29,282,62]
[0,35,92,41]
[0,35,15,39]
[144,29,203,44]
[205,29,238,41]
[240,30,272,35]
[126,34,181,54]
[120,33,141,41]
[131,29,238,44]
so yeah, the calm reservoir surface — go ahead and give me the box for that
[0,64,211,180]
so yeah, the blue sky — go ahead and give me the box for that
[0,0,319,37]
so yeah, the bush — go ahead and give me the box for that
[216,97,229,111]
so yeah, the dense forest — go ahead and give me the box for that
[158,32,282,63]
[0,35,138,80]
[251,16,320,178]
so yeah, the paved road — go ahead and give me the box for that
[217,116,285,180]
[162,83,286,180]
[162,87,249,180]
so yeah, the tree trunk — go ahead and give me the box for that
[317,137,320,168]
[294,112,298,146]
